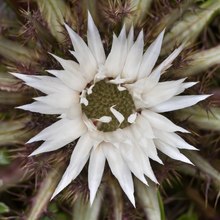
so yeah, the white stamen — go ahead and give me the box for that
[118,85,126,91]
[80,97,89,106]
[97,116,112,123]
[109,76,127,84]
[80,90,89,106]
[128,112,137,123]
[110,105,125,124]
[87,84,95,95]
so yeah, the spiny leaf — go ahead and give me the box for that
[178,45,220,76]
[0,91,31,106]
[0,149,10,165]
[0,202,9,214]
[109,178,123,220]
[149,0,195,39]
[124,0,152,26]
[0,116,32,146]
[26,163,65,220]
[177,212,198,220]
[161,0,220,55]
[157,191,166,220]
[177,107,220,131]
[135,179,162,220]
[182,151,220,191]
[0,72,21,92]
[0,37,38,63]
[0,0,19,29]
[36,0,74,43]
[72,188,103,220]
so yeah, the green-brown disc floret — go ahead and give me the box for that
[81,80,136,132]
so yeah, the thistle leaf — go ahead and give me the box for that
[72,188,103,220]
[179,45,220,76]
[176,107,220,131]
[161,0,220,55]
[36,0,74,43]
[0,71,21,92]
[135,179,162,220]
[182,151,220,191]
[124,0,152,26]
[150,0,195,39]
[157,191,166,220]
[177,211,198,220]
[0,149,10,165]
[0,0,19,28]
[0,37,37,63]
[110,178,123,220]
[0,116,32,146]
[26,163,65,220]
[0,202,9,214]
[0,91,31,106]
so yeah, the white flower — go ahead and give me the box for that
[12,12,209,206]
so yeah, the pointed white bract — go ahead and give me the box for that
[105,34,128,78]
[155,140,193,164]
[142,109,189,133]
[139,138,163,164]
[119,143,149,185]
[48,53,80,72]
[138,29,165,78]
[64,23,97,81]
[122,30,144,80]
[87,12,106,64]
[17,101,64,115]
[88,145,106,204]
[103,143,135,206]
[151,95,210,113]
[51,133,94,199]
[12,13,209,206]
[47,69,87,92]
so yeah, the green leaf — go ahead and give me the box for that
[135,179,162,220]
[124,0,152,26]
[157,191,166,220]
[161,0,220,55]
[0,116,33,146]
[182,151,220,191]
[0,149,10,165]
[0,37,37,63]
[48,203,59,213]
[26,163,65,220]
[178,45,220,76]
[36,0,74,43]
[177,212,198,220]
[55,213,69,220]
[177,107,220,131]
[72,189,103,220]
[40,217,51,220]
[0,202,9,214]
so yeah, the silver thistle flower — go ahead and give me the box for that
[12,12,209,206]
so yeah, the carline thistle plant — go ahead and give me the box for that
[0,1,220,220]
[12,12,210,206]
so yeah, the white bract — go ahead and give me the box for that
[12,12,209,206]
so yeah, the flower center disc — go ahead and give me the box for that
[82,80,136,132]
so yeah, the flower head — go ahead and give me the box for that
[12,12,209,206]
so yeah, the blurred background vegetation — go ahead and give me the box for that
[0,0,219,219]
